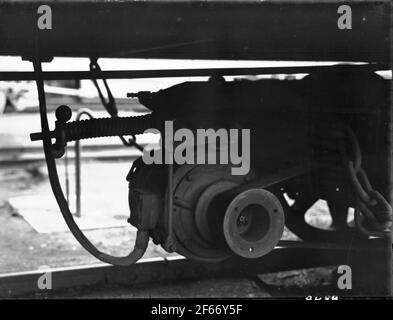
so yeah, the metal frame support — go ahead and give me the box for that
[74,109,95,218]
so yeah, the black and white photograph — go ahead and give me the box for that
[0,0,391,307]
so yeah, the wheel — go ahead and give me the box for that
[277,192,362,243]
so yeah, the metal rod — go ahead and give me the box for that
[64,148,70,204]
[0,64,388,81]
[74,109,95,218]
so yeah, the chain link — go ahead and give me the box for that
[337,124,392,237]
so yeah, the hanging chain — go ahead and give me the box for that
[89,58,143,151]
[335,124,392,237]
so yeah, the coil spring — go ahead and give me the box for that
[64,113,156,142]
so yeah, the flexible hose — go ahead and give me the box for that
[33,60,149,266]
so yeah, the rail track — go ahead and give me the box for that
[0,143,143,165]
[0,239,388,298]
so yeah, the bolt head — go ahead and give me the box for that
[56,105,72,122]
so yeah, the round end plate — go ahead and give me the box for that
[223,189,284,259]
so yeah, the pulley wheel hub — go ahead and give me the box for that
[223,189,284,258]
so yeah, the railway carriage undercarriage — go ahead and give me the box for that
[0,0,392,297]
